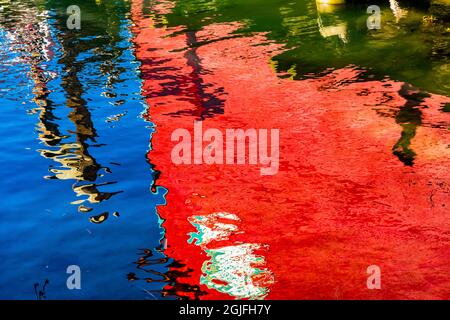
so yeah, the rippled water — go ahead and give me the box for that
[162,0,449,95]
[1,0,450,300]
[0,0,170,299]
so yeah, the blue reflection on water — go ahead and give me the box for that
[0,3,169,300]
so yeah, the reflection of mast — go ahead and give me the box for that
[38,1,126,211]
[0,5,69,159]
[149,0,226,120]
[2,1,126,218]
[316,0,347,43]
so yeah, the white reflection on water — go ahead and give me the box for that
[188,212,274,299]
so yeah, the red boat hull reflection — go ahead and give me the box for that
[132,0,450,299]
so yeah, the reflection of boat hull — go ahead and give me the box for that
[132,0,450,299]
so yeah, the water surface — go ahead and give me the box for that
[1,0,450,299]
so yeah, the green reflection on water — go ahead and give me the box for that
[161,0,449,96]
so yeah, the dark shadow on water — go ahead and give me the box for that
[391,84,429,166]
[33,279,49,300]
[128,247,207,300]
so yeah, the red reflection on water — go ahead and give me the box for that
[132,0,450,299]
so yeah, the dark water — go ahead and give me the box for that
[0,0,449,299]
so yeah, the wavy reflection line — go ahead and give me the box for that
[129,248,207,300]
